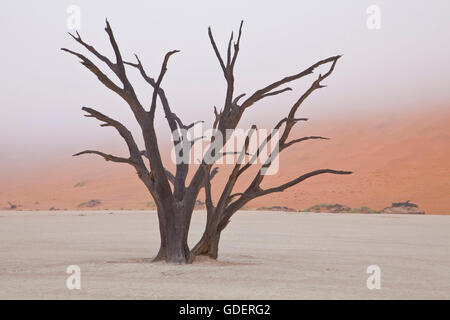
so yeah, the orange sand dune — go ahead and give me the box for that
[1,107,449,214]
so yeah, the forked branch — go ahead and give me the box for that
[73,150,133,164]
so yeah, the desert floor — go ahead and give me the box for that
[0,210,449,299]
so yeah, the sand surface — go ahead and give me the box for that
[0,210,449,299]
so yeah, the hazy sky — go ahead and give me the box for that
[1,0,449,174]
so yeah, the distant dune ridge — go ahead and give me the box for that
[1,107,449,214]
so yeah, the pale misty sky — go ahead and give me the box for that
[0,0,449,174]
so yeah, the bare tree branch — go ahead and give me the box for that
[73,150,132,164]
[214,125,257,213]
[63,20,148,122]
[231,20,243,68]
[150,50,180,117]
[209,167,219,180]
[124,53,191,200]
[81,107,143,163]
[208,26,227,75]
[214,56,344,232]
[282,136,329,149]
[218,169,352,231]
[104,18,126,76]
[255,87,292,102]
[61,48,125,99]
[67,31,118,75]
[164,169,176,185]
[240,55,341,111]
[226,31,234,68]
[78,106,155,191]
[139,150,176,185]
[213,106,222,129]
[203,166,214,212]
[232,93,246,108]
[255,169,352,196]
[207,21,244,126]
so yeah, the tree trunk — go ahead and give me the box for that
[151,203,167,262]
[153,224,191,263]
[153,203,192,264]
[166,221,191,263]
[152,215,167,262]
[191,229,221,259]
[191,212,222,259]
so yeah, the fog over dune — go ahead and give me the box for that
[2,107,449,214]
[1,1,449,214]
[1,1,450,175]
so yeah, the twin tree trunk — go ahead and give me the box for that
[64,20,351,264]
[154,202,222,263]
[153,204,191,263]
[191,210,222,259]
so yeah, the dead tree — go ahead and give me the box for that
[62,20,351,264]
